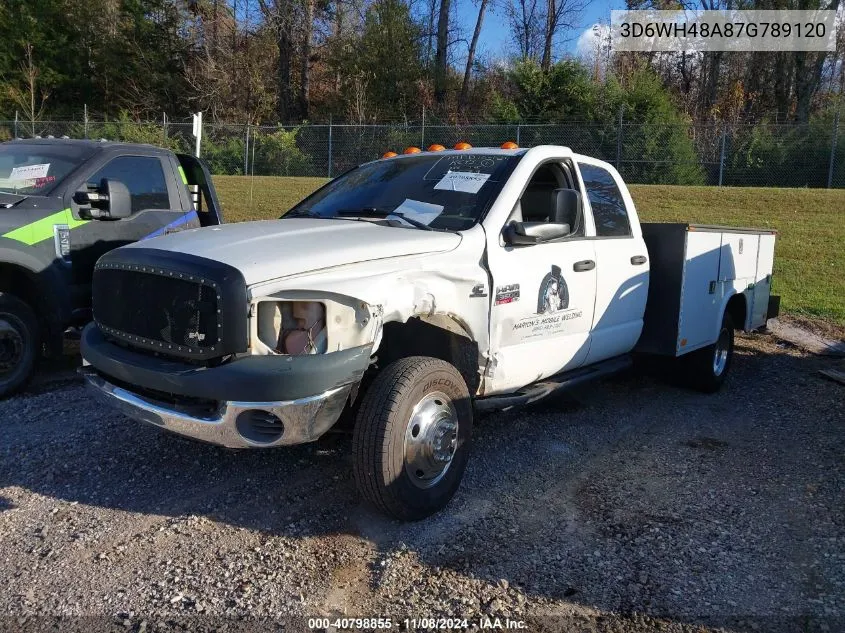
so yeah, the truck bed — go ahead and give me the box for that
[636,223,777,357]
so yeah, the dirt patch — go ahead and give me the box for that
[0,328,842,632]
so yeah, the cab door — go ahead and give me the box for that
[484,159,597,395]
[64,153,200,287]
[574,158,650,364]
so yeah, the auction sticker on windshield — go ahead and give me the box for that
[10,164,50,180]
[434,171,490,194]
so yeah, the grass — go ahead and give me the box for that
[213,176,845,325]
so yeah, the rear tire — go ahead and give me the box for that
[0,293,39,398]
[352,356,472,521]
[683,312,734,393]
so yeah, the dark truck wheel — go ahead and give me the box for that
[352,356,472,521]
[684,312,734,393]
[0,293,39,398]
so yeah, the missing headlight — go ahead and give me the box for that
[256,301,327,355]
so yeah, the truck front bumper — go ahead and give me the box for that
[81,368,352,448]
[80,324,371,449]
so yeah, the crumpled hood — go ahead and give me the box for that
[122,218,462,285]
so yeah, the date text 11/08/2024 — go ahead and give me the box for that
[307,617,527,630]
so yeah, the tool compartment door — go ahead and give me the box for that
[678,230,723,354]
[750,233,776,329]
[718,232,759,283]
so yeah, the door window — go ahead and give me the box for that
[578,163,631,237]
[88,156,170,213]
[517,162,583,236]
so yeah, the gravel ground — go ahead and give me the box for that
[0,328,843,633]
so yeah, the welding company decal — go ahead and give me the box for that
[511,265,582,339]
[537,265,569,313]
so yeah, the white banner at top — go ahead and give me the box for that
[611,10,838,52]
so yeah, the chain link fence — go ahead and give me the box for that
[1,116,842,188]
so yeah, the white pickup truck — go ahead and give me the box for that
[80,145,778,520]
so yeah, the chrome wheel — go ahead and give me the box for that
[713,328,730,376]
[404,391,459,489]
[0,317,24,378]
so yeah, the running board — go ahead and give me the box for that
[475,355,632,412]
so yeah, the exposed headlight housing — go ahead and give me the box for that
[256,301,328,355]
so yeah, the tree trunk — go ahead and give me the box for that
[276,26,294,122]
[458,0,488,114]
[701,51,722,119]
[427,0,437,63]
[793,0,839,123]
[794,51,826,123]
[541,0,555,71]
[299,0,314,120]
[258,0,296,122]
[774,52,792,120]
[434,0,450,108]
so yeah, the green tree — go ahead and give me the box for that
[328,0,425,121]
[604,68,704,185]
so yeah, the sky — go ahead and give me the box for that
[454,0,625,65]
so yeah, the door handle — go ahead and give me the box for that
[573,260,595,272]
[631,255,647,265]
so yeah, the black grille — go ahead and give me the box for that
[92,247,248,360]
[94,268,218,352]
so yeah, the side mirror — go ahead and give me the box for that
[101,178,132,219]
[76,179,132,220]
[551,188,582,226]
[503,221,571,246]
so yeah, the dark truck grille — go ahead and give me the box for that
[92,247,248,361]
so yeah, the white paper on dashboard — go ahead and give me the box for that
[9,163,50,180]
[433,170,490,194]
[391,198,444,225]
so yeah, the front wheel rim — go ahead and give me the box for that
[0,317,25,378]
[713,328,730,376]
[404,391,459,489]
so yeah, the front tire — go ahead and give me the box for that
[683,312,734,393]
[0,293,39,398]
[352,356,472,521]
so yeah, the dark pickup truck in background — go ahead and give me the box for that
[0,138,223,397]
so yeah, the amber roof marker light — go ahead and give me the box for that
[403,146,422,154]
[454,142,472,150]
[427,144,446,151]
[501,141,519,149]
[382,151,398,159]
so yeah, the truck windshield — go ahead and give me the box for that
[0,144,93,196]
[285,153,522,231]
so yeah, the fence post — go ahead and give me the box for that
[516,123,521,146]
[615,107,623,170]
[14,110,18,139]
[828,107,840,189]
[421,105,426,148]
[84,104,89,139]
[192,112,202,158]
[244,124,250,176]
[718,126,727,187]
[327,118,333,179]
[162,112,167,145]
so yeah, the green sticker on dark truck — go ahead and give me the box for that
[1,209,89,246]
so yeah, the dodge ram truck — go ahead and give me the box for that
[0,138,223,396]
[79,144,778,520]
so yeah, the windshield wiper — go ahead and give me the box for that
[336,207,435,231]
[284,210,326,219]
